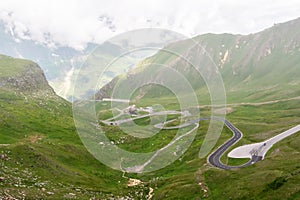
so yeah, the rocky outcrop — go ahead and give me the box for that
[0,55,55,96]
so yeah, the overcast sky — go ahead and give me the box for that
[0,0,300,50]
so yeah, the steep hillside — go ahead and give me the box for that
[96,17,300,104]
[90,18,300,199]
[0,55,147,199]
[1,17,300,199]
[0,23,81,99]
[0,55,55,95]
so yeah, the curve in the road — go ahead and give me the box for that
[205,118,262,170]
[100,107,298,170]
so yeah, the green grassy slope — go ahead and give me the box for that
[0,55,146,199]
[96,17,300,104]
[2,18,300,200]
[0,55,33,77]
[92,17,300,199]
[94,96,300,200]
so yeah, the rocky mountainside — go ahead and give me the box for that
[0,23,81,99]
[90,17,300,200]
[0,55,141,199]
[0,37,300,198]
[0,54,55,97]
[96,17,300,103]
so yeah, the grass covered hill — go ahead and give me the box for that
[0,55,148,199]
[92,17,300,199]
[1,18,300,199]
[96,17,300,104]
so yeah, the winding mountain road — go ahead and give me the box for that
[206,118,262,169]
[100,106,299,170]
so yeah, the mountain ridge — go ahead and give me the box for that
[0,54,56,97]
[95,17,300,103]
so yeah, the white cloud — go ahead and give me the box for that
[0,0,300,50]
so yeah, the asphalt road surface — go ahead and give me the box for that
[206,118,262,169]
[101,107,263,170]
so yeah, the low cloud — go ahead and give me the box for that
[0,0,299,50]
